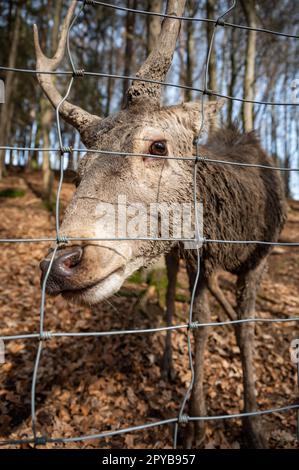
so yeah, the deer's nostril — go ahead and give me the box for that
[60,247,83,270]
[40,246,83,279]
[40,246,84,295]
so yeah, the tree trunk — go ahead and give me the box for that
[283,106,290,198]
[0,6,21,179]
[105,13,115,116]
[206,0,218,132]
[4,82,16,168]
[31,122,41,171]
[147,0,162,54]
[227,10,237,126]
[206,0,217,95]
[41,0,63,203]
[185,6,194,101]
[122,0,138,105]
[241,0,257,132]
[280,58,291,198]
[41,99,54,200]
[270,104,278,159]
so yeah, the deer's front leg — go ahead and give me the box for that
[161,250,180,381]
[184,281,210,448]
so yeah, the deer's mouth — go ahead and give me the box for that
[60,267,125,304]
[61,256,147,305]
[40,242,147,305]
[40,243,135,304]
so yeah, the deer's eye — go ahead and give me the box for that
[149,140,168,156]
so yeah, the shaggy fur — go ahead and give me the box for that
[186,125,286,278]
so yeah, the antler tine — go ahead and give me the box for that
[127,0,186,107]
[34,0,101,143]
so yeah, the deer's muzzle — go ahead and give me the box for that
[40,246,84,295]
[39,243,127,301]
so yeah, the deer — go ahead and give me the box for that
[37,0,286,448]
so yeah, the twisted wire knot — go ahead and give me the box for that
[57,235,68,244]
[189,321,200,330]
[203,88,212,96]
[215,18,225,27]
[178,414,189,424]
[72,69,85,78]
[34,435,47,446]
[40,331,52,341]
[195,155,204,164]
[60,146,73,155]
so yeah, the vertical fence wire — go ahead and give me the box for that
[173,0,237,447]
[30,1,87,444]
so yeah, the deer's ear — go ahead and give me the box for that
[179,99,224,135]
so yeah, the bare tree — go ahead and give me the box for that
[105,12,116,116]
[0,4,21,179]
[184,2,196,101]
[206,0,217,95]
[205,0,218,131]
[147,0,162,54]
[283,70,291,197]
[122,0,138,104]
[241,0,257,132]
[38,1,64,203]
[227,9,238,126]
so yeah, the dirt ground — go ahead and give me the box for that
[0,172,298,449]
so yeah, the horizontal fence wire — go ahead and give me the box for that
[1,145,299,171]
[0,0,299,449]
[2,314,299,342]
[1,65,298,106]
[80,0,299,39]
[1,404,299,447]
[1,237,299,246]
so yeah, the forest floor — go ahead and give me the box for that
[0,171,299,449]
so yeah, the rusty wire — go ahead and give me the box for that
[0,0,299,449]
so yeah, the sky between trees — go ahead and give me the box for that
[0,0,298,199]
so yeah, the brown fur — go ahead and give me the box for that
[186,125,286,278]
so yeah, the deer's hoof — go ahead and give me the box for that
[242,417,267,449]
[183,422,206,449]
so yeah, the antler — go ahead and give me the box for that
[127,0,186,107]
[34,0,101,142]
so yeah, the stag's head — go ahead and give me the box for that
[38,0,222,304]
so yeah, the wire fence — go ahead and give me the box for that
[0,0,299,448]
